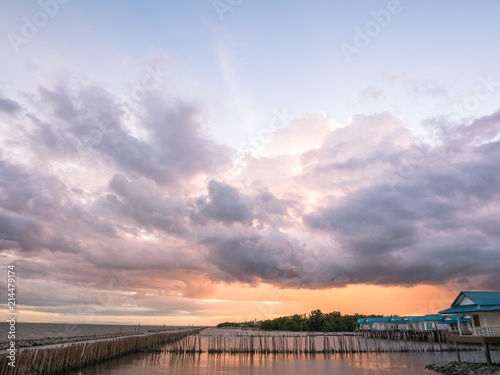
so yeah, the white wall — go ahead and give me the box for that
[481,312,500,328]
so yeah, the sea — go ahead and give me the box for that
[0,322,187,341]
[1,324,495,374]
[59,351,464,375]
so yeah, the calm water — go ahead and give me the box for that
[63,350,457,374]
[61,328,485,375]
[4,326,493,374]
[0,322,188,341]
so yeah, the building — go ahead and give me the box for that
[439,314,472,332]
[439,291,500,365]
[439,291,500,337]
[354,318,370,330]
[354,314,468,332]
[354,317,388,330]
[354,316,404,330]
[401,314,452,331]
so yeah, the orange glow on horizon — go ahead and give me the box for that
[7,283,463,326]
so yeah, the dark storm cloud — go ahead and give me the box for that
[202,233,301,285]
[0,97,21,113]
[0,156,112,254]
[0,159,71,252]
[27,82,231,185]
[2,71,500,309]
[253,189,292,218]
[194,181,254,225]
[455,109,500,145]
[299,111,500,287]
[0,209,43,251]
[108,173,190,236]
[129,96,232,185]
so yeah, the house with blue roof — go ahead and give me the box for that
[439,291,500,337]
[354,317,402,330]
[354,318,368,329]
[387,316,403,329]
[354,317,391,330]
[355,314,466,332]
[438,291,500,366]
[400,314,451,331]
[439,314,472,332]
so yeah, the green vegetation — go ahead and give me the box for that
[217,310,383,332]
[216,321,258,328]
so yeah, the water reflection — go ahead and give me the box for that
[62,328,477,374]
[63,349,456,374]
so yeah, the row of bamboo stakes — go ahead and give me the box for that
[167,332,481,355]
[0,328,202,375]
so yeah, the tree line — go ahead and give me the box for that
[217,310,383,332]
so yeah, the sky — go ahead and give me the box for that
[1,0,500,326]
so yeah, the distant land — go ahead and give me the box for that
[217,310,383,332]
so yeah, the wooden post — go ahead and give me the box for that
[484,343,491,366]
[455,342,461,363]
[456,314,462,336]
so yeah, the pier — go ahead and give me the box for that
[0,328,203,375]
[166,331,482,355]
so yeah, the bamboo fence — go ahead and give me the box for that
[0,328,202,375]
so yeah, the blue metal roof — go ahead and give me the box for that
[388,316,403,322]
[440,305,500,314]
[354,317,399,324]
[402,314,445,322]
[401,316,420,322]
[439,305,481,314]
[365,317,391,323]
[460,291,500,306]
[440,314,471,323]
[423,314,447,321]
[439,291,500,314]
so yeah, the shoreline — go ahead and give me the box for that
[426,361,500,374]
[0,329,203,374]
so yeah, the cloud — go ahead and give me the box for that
[2,68,500,321]
[194,181,254,225]
[299,111,500,287]
[0,97,21,114]
[0,208,43,251]
[20,79,231,186]
[108,173,190,236]
[202,232,302,285]
[263,112,339,157]
[358,86,383,103]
